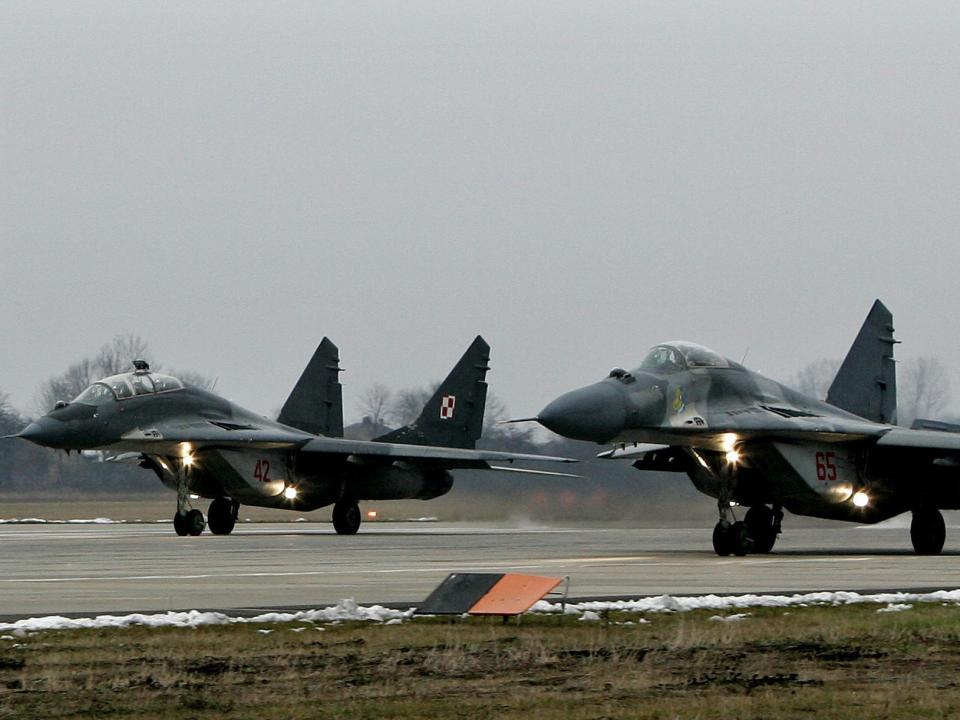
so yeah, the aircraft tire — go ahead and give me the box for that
[910,508,945,555]
[730,521,752,557]
[744,506,777,554]
[712,522,732,556]
[185,509,206,536]
[332,500,361,535]
[173,512,189,536]
[208,498,237,535]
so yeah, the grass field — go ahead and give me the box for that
[2,602,959,719]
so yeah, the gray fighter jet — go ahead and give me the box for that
[10,337,573,536]
[531,301,960,556]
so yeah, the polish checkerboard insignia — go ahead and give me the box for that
[440,395,456,420]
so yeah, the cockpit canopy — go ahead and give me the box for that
[72,365,184,405]
[638,342,730,373]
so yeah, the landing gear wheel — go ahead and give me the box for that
[911,508,945,555]
[173,511,189,536]
[184,508,206,536]
[745,506,778,554]
[730,521,752,556]
[712,522,732,556]
[208,498,238,535]
[332,500,361,535]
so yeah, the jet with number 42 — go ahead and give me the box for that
[10,337,574,536]
[530,301,960,556]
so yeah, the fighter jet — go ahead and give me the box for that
[530,301,960,556]
[10,337,573,536]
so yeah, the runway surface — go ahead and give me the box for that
[2,521,959,618]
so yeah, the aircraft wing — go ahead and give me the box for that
[300,436,575,468]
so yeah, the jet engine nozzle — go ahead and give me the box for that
[537,381,627,443]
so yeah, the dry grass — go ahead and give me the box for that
[2,603,960,718]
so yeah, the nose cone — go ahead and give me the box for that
[538,382,627,443]
[18,421,48,444]
[17,418,66,448]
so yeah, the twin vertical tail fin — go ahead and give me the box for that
[278,337,344,437]
[375,336,490,449]
[826,299,898,424]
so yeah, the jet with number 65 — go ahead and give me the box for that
[8,337,574,536]
[526,301,960,556]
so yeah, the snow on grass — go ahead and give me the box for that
[0,599,413,636]
[1,589,956,636]
[532,588,960,615]
[876,603,913,613]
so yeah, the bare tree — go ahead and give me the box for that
[94,333,150,376]
[789,358,840,400]
[388,384,436,426]
[357,383,393,426]
[33,333,215,413]
[170,370,217,390]
[0,391,22,435]
[899,356,951,425]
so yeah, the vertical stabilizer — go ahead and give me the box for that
[376,336,490,449]
[278,338,344,437]
[826,300,897,424]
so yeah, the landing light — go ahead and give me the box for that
[283,486,298,500]
[725,449,741,465]
[182,454,195,468]
[852,491,870,508]
[720,433,738,453]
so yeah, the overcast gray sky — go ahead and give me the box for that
[2,1,959,423]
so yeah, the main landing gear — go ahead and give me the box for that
[910,507,945,555]
[208,497,240,535]
[332,499,361,535]
[712,505,783,557]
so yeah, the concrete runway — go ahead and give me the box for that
[2,521,960,618]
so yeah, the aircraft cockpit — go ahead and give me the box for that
[639,342,730,373]
[71,361,184,405]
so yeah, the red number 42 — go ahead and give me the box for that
[254,459,271,483]
[815,451,837,482]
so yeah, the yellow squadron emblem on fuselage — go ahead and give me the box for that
[672,387,685,414]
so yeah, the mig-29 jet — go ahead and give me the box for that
[528,301,960,556]
[10,336,573,536]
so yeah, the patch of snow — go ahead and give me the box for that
[709,613,751,622]
[535,589,960,616]
[1,590,955,637]
[877,603,913,613]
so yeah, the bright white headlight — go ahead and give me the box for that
[852,491,869,508]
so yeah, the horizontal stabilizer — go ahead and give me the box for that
[877,427,960,451]
[302,435,575,465]
[486,466,581,478]
[910,418,960,434]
